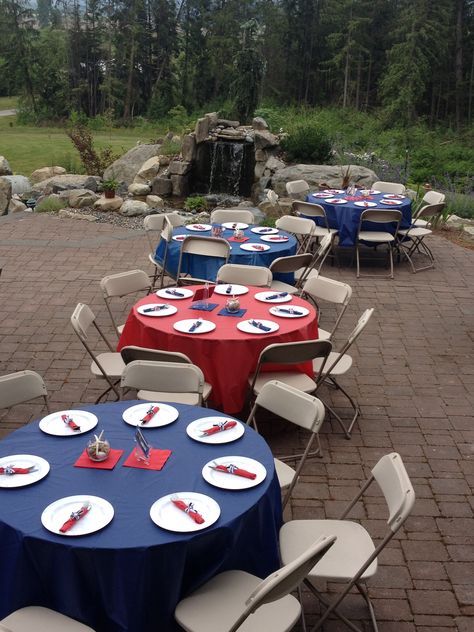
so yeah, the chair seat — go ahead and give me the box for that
[295,267,318,282]
[1,606,95,632]
[91,353,125,378]
[280,519,377,581]
[313,351,352,376]
[275,457,295,490]
[413,218,429,227]
[117,324,125,334]
[358,230,395,243]
[312,226,338,238]
[175,569,301,632]
[249,371,317,395]
[270,280,299,294]
[398,227,432,237]
[137,390,201,405]
[317,328,331,340]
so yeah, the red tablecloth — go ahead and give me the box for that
[118,287,318,413]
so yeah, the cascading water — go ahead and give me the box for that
[192,140,255,197]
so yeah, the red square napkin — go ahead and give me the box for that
[123,448,172,470]
[74,448,124,470]
[228,236,250,242]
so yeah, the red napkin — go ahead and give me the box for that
[59,503,91,533]
[266,236,288,241]
[201,420,237,436]
[214,464,256,479]
[249,244,265,251]
[61,414,81,432]
[171,498,205,524]
[141,406,160,424]
[0,466,31,475]
[74,448,124,470]
[123,448,172,471]
[345,195,373,201]
[228,236,250,243]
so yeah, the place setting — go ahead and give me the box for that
[269,305,310,318]
[186,416,245,444]
[250,226,279,235]
[383,193,405,199]
[0,454,50,488]
[325,197,348,204]
[39,410,98,436]
[240,243,270,251]
[221,222,249,230]
[214,283,249,296]
[156,287,194,300]
[354,201,377,208]
[136,303,178,317]
[172,235,186,242]
[202,456,267,490]
[122,402,179,428]
[185,224,212,232]
[150,492,220,532]
[254,290,292,303]
[41,495,114,536]
[173,318,216,334]
[260,234,289,243]
[237,319,280,334]
[380,197,403,205]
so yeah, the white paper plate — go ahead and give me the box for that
[251,226,279,235]
[240,243,270,252]
[367,189,381,195]
[222,222,249,230]
[311,192,333,198]
[237,319,279,334]
[323,189,345,194]
[172,235,186,242]
[383,194,405,200]
[173,319,216,334]
[41,495,114,536]
[214,284,249,296]
[260,235,289,243]
[269,305,310,319]
[186,224,212,232]
[186,417,245,444]
[122,403,179,428]
[354,201,377,208]
[150,492,220,532]
[380,199,402,205]
[137,303,178,317]
[254,291,292,303]
[39,410,98,437]
[325,198,347,204]
[156,287,194,300]
[202,456,267,490]
[0,455,50,488]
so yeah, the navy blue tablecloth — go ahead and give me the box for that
[0,401,281,632]
[154,226,297,282]
[305,193,412,247]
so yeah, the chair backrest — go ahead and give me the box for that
[100,270,151,335]
[371,452,416,532]
[301,275,352,338]
[372,181,406,194]
[71,303,116,356]
[144,214,165,251]
[422,190,445,206]
[121,345,192,365]
[177,236,231,284]
[216,263,272,287]
[358,210,402,237]
[285,179,310,198]
[269,253,314,275]
[210,209,255,225]
[275,215,315,252]
[0,370,50,413]
[321,308,374,377]
[292,200,327,222]
[230,534,336,632]
[121,360,204,402]
[415,202,445,223]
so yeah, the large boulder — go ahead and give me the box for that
[34,174,100,193]
[146,195,164,209]
[0,156,12,176]
[103,144,162,185]
[68,188,99,208]
[94,196,124,211]
[30,166,66,183]
[133,156,161,184]
[271,164,378,196]
[152,177,173,197]
[128,182,151,196]
[1,175,31,195]
[0,177,12,215]
[8,197,27,213]
[120,199,150,217]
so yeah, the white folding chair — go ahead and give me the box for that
[217,263,272,287]
[269,253,315,294]
[1,606,96,631]
[210,209,255,225]
[397,203,445,272]
[148,218,174,288]
[0,370,51,416]
[413,190,445,226]
[355,210,402,279]
[313,308,374,438]
[70,303,125,403]
[121,359,205,406]
[285,179,310,199]
[175,534,336,632]
[300,275,352,341]
[100,269,152,338]
[292,200,339,241]
[294,232,333,285]
[246,380,326,509]
[275,215,315,253]
[280,452,415,632]
[177,235,230,285]
[372,181,406,194]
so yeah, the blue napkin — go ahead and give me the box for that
[248,319,272,332]
[217,308,247,318]
[189,302,219,312]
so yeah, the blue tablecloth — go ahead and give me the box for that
[154,226,297,282]
[305,193,412,247]
[0,401,281,632]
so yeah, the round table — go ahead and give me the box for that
[0,401,281,632]
[117,286,318,413]
[305,191,412,247]
[154,225,297,281]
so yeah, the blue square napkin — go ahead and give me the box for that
[217,308,247,318]
[189,302,219,312]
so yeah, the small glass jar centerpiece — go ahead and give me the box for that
[86,431,111,462]
[225,296,240,313]
[233,228,245,240]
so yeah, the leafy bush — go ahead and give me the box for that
[160,139,182,156]
[66,123,120,176]
[281,123,332,163]
[35,197,63,213]
[445,192,474,220]
[184,195,208,213]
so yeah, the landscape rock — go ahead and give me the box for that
[195,117,210,144]
[34,174,100,193]
[171,174,189,197]
[252,117,269,131]
[270,164,378,196]
[68,189,99,208]
[254,130,279,150]
[0,156,12,176]
[8,196,27,213]
[0,177,12,215]
[171,135,181,145]
[94,196,124,211]
[58,209,97,222]
[120,199,150,217]
[128,182,151,196]
[146,195,164,209]
[217,119,240,128]
[258,198,292,218]
[152,177,173,197]
[182,135,196,162]
[157,155,171,167]
[133,156,161,184]
[103,144,162,185]
[1,175,32,195]
[30,166,66,183]
[169,161,191,176]
[205,112,219,126]
[263,156,286,175]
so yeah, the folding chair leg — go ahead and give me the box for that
[319,376,359,438]
[305,579,365,632]
[356,581,379,632]
[94,380,120,404]
[297,584,308,632]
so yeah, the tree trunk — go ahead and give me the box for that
[123,31,136,121]
[454,0,463,131]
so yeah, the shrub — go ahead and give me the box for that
[281,123,332,163]
[66,123,120,176]
[184,196,208,213]
[35,197,63,213]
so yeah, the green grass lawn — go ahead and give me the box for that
[0,115,156,176]
[0,96,18,110]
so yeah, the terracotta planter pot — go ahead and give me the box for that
[104,190,116,199]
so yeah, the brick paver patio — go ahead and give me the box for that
[1,211,473,631]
